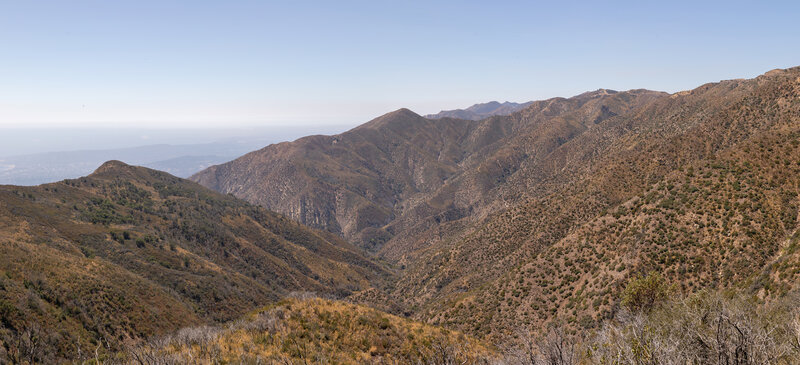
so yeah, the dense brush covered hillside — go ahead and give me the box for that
[2,66,799,363]
[191,89,665,254]
[120,295,495,364]
[397,67,800,340]
[0,161,387,362]
[193,67,800,344]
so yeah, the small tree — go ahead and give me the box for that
[620,271,672,313]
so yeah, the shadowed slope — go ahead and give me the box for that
[192,91,665,256]
[193,67,800,343]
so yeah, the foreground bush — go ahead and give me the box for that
[587,291,800,365]
[114,287,800,364]
[118,296,496,364]
[504,288,800,365]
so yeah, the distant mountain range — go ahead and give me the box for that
[3,66,800,362]
[192,88,663,253]
[425,100,534,120]
[0,125,353,186]
[0,143,249,185]
[192,67,800,341]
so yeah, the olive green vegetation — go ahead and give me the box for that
[619,272,673,313]
[193,67,800,345]
[388,67,800,342]
[118,277,800,365]
[0,161,387,362]
[509,273,800,364]
[121,296,496,364]
[2,67,800,363]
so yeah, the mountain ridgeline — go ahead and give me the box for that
[1,66,800,363]
[192,67,800,340]
[0,161,387,361]
[424,100,535,120]
[191,88,665,254]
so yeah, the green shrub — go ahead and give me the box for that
[620,272,672,313]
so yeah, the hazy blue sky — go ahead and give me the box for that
[2,0,799,127]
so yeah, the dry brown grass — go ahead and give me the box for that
[0,162,388,362]
[121,296,496,364]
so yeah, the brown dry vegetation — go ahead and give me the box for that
[2,67,800,363]
[503,277,800,365]
[193,67,800,346]
[408,70,800,342]
[0,162,387,362]
[191,89,665,255]
[114,280,800,364]
[119,295,496,364]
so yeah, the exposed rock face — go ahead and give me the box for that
[192,90,665,253]
[193,67,800,341]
